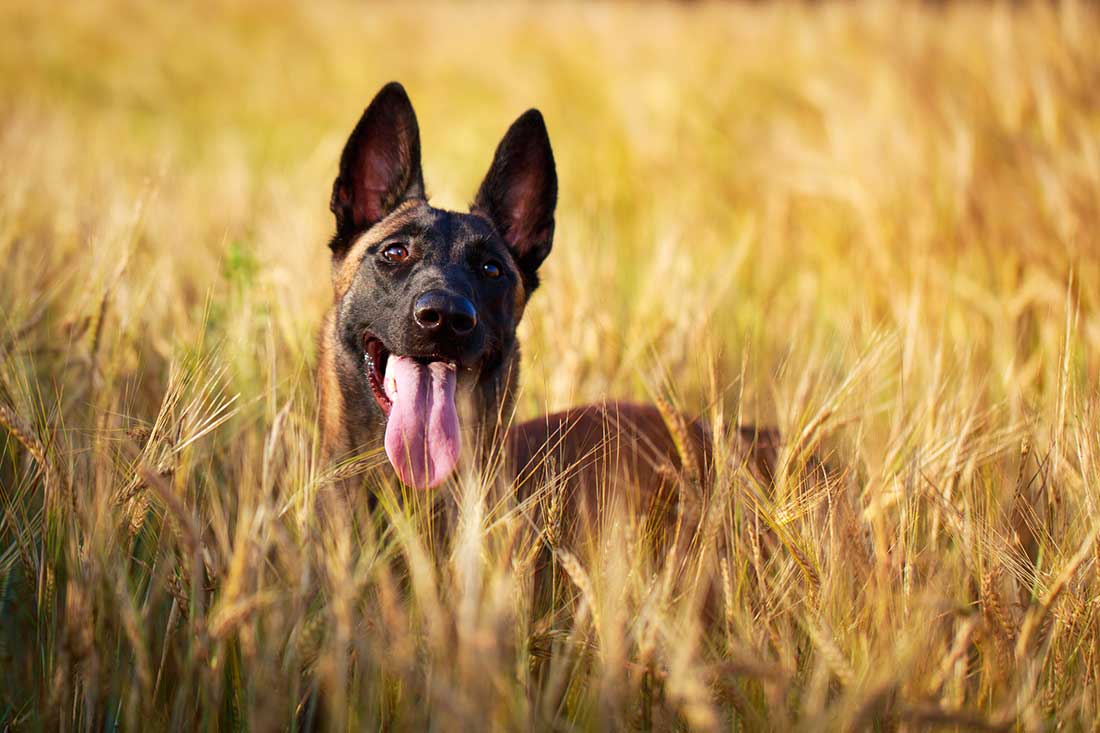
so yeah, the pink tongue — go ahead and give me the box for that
[383,356,461,489]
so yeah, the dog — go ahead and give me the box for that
[318,82,781,533]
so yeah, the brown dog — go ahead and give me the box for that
[317,82,781,531]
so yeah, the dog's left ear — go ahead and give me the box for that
[330,82,425,258]
[473,109,557,293]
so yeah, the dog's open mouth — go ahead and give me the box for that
[363,335,461,490]
[364,337,393,414]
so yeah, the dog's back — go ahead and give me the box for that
[507,402,781,549]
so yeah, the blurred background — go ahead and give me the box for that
[2,0,1099,728]
[3,0,1095,417]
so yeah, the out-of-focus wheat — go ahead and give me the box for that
[1,0,1098,729]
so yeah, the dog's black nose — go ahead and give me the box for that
[413,290,478,336]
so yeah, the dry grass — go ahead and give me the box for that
[1,0,1099,729]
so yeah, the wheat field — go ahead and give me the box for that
[1,0,1099,729]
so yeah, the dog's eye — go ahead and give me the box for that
[381,243,409,263]
[482,261,502,279]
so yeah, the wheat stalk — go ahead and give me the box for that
[0,404,49,476]
[557,549,601,638]
[1016,527,1098,661]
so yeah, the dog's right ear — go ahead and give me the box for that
[329,82,425,258]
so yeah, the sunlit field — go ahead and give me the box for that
[2,0,1099,729]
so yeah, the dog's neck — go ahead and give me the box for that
[466,344,521,462]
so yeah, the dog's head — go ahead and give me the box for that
[327,82,556,490]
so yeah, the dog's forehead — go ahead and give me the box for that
[421,207,497,250]
[370,202,499,253]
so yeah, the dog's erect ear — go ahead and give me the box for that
[330,82,425,256]
[473,109,557,292]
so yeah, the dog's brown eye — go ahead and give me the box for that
[482,261,502,279]
[382,243,409,263]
